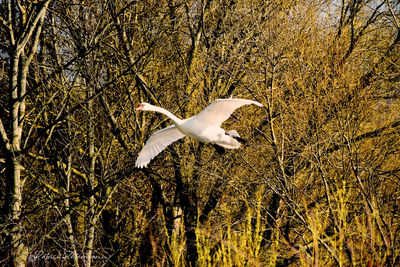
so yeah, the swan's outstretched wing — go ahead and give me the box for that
[195,99,263,126]
[135,126,185,168]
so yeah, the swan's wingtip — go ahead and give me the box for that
[251,100,263,107]
[135,161,149,168]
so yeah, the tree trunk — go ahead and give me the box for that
[0,2,51,265]
[64,153,80,267]
[5,45,29,267]
[5,154,28,267]
[84,83,97,267]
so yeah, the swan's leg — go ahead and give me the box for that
[212,144,225,154]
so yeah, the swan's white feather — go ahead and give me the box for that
[135,98,263,168]
[135,125,185,168]
[194,99,263,126]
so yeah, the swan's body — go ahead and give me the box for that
[135,98,263,168]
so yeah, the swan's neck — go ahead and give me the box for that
[149,105,182,125]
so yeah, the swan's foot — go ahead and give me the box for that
[212,144,226,154]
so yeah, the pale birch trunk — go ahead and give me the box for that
[84,84,97,267]
[65,153,80,267]
[0,1,51,266]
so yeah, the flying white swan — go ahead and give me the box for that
[135,98,263,168]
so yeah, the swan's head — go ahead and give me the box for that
[135,103,151,111]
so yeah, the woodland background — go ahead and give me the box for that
[1,0,400,266]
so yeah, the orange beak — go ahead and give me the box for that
[135,104,144,111]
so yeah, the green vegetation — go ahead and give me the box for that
[0,0,399,266]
